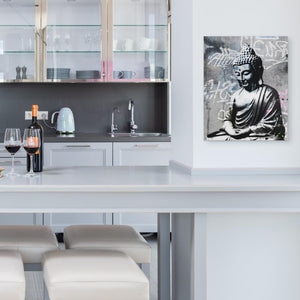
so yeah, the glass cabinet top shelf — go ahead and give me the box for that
[0,25,34,27]
[47,25,102,27]
[47,51,101,53]
[114,25,167,27]
[3,51,35,54]
[113,51,167,53]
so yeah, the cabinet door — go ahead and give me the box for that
[0,144,38,225]
[44,142,113,233]
[44,0,105,82]
[0,0,38,82]
[109,0,169,82]
[0,144,26,167]
[113,142,171,232]
[44,142,112,168]
[113,142,171,166]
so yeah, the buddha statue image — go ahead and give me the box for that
[208,44,285,141]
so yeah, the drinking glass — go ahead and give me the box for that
[22,129,40,178]
[4,128,21,176]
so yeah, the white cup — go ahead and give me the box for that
[149,39,159,51]
[113,40,118,51]
[137,37,151,51]
[124,39,134,51]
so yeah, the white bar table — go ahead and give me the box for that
[1,166,300,300]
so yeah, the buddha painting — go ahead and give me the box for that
[205,40,287,141]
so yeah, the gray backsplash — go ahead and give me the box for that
[0,83,168,135]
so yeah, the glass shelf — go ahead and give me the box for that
[113,51,167,53]
[113,25,167,27]
[47,51,101,53]
[0,25,34,27]
[3,51,35,54]
[48,25,102,27]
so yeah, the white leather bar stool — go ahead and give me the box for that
[64,225,151,278]
[0,225,59,299]
[0,250,25,300]
[0,225,59,266]
[42,249,149,300]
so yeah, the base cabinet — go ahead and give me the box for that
[113,142,171,232]
[0,144,39,225]
[44,142,113,168]
[113,142,171,166]
[44,213,113,234]
[43,142,113,232]
[0,142,170,232]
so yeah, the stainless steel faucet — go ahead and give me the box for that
[128,99,138,134]
[111,106,120,135]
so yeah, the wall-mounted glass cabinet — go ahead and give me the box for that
[0,0,38,82]
[110,0,169,81]
[0,0,170,82]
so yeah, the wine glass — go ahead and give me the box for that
[23,129,40,178]
[4,128,22,176]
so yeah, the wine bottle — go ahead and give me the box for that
[27,105,44,172]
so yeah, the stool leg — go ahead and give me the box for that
[43,281,49,300]
[158,213,171,300]
[141,263,150,280]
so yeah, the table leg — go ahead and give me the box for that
[172,213,207,300]
[158,213,171,300]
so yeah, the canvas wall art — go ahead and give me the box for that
[204,36,288,141]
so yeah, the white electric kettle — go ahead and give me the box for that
[51,107,75,134]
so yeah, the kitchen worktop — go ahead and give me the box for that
[44,132,171,143]
[1,165,300,194]
[1,165,300,300]
[0,132,171,143]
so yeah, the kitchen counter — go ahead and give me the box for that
[0,165,300,300]
[0,132,171,143]
[44,132,171,143]
[1,166,300,212]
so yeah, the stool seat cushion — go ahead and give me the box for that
[64,225,151,263]
[0,250,25,300]
[42,249,149,300]
[0,225,58,263]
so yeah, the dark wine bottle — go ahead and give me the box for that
[27,105,44,172]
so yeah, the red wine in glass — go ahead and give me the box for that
[23,147,39,155]
[5,145,21,154]
[4,128,21,176]
[23,129,40,177]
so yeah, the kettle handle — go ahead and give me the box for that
[51,111,59,124]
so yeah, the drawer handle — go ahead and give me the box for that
[65,145,91,148]
[134,144,159,148]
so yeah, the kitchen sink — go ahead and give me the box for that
[108,132,165,137]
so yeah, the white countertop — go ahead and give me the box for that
[0,165,299,192]
[0,166,300,213]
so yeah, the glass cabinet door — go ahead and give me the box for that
[109,0,169,82]
[0,0,37,82]
[44,0,104,82]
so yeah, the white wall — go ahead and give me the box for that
[172,0,300,299]
[207,213,300,300]
[172,0,300,169]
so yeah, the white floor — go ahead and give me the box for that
[25,234,158,300]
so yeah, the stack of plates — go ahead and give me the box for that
[144,66,165,79]
[76,70,100,79]
[47,68,70,80]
